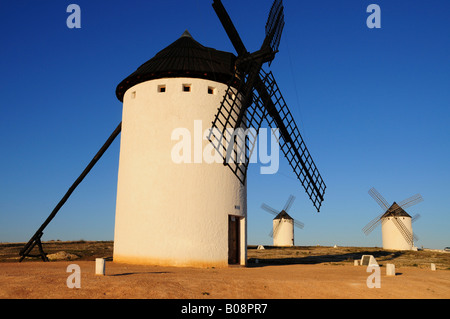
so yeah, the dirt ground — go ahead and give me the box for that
[0,241,449,299]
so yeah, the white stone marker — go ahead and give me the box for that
[354,260,360,266]
[361,255,378,266]
[431,263,436,271]
[96,258,105,276]
[386,263,395,276]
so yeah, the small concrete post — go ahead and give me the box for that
[386,263,395,276]
[96,258,105,276]
[431,263,436,271]
[354,260,359,266]
[361,255,378,266]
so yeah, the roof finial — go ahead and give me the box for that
[181,30,192,38]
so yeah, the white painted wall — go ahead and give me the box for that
[113,78,247,267]
[381,216,413,250]
[273,219,294,247]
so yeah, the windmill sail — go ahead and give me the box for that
[256,70,325,211]
[293,219,305,229]
[391,217,414,246]
[207,66,268,184]
[411,214,421,223]
[397,194,423,210]
[368,187,390,211]
[283,194,295,212]
[211,68,328,212]
[212,0,326,212]
[265,0,285,61]
[270,219,282,238]
[261,203,280,216]
[362,212,385,235]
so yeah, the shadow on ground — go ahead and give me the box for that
[247,247,404,267]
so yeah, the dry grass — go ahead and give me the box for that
[247,245,450,270]
[0,240,113,263]
[1,241,449,270]
[1,242,449,299]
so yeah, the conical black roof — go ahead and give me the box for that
[116,30,236,101]
[273,210,293,220]
[381,202,412,218]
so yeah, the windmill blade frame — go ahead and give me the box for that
[293,219,304,229]
[411,214,421,223]
[265,0,285,60]
[384,194,423,218]
[397,194,423,210]
[368,187,390,211]
[391,217,414,247]
[362,212,385,236]
[211,0,326,212]
[261,203,280,216]
[259,70,326,212]
[269,219,283,238]
[283,194,296,213]
[207,67,268,184]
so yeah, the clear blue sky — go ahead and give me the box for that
[0,0,449,249]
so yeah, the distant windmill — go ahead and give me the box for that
[363,187,423,250]
[261,195,304,246]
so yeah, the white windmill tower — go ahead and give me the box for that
[261,195,304,247]
[19,0,327,266]
[113,0,327,267]
[363,187,423,250]
[112,30,247,268]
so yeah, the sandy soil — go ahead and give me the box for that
[0,260,449,299]
[1,242,448,300]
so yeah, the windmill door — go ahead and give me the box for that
[228,215,240,264]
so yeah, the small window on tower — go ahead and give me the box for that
[131,91,136,99]
[158,85,166,93]
[208,87,215,95]
[183,84,191,92]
